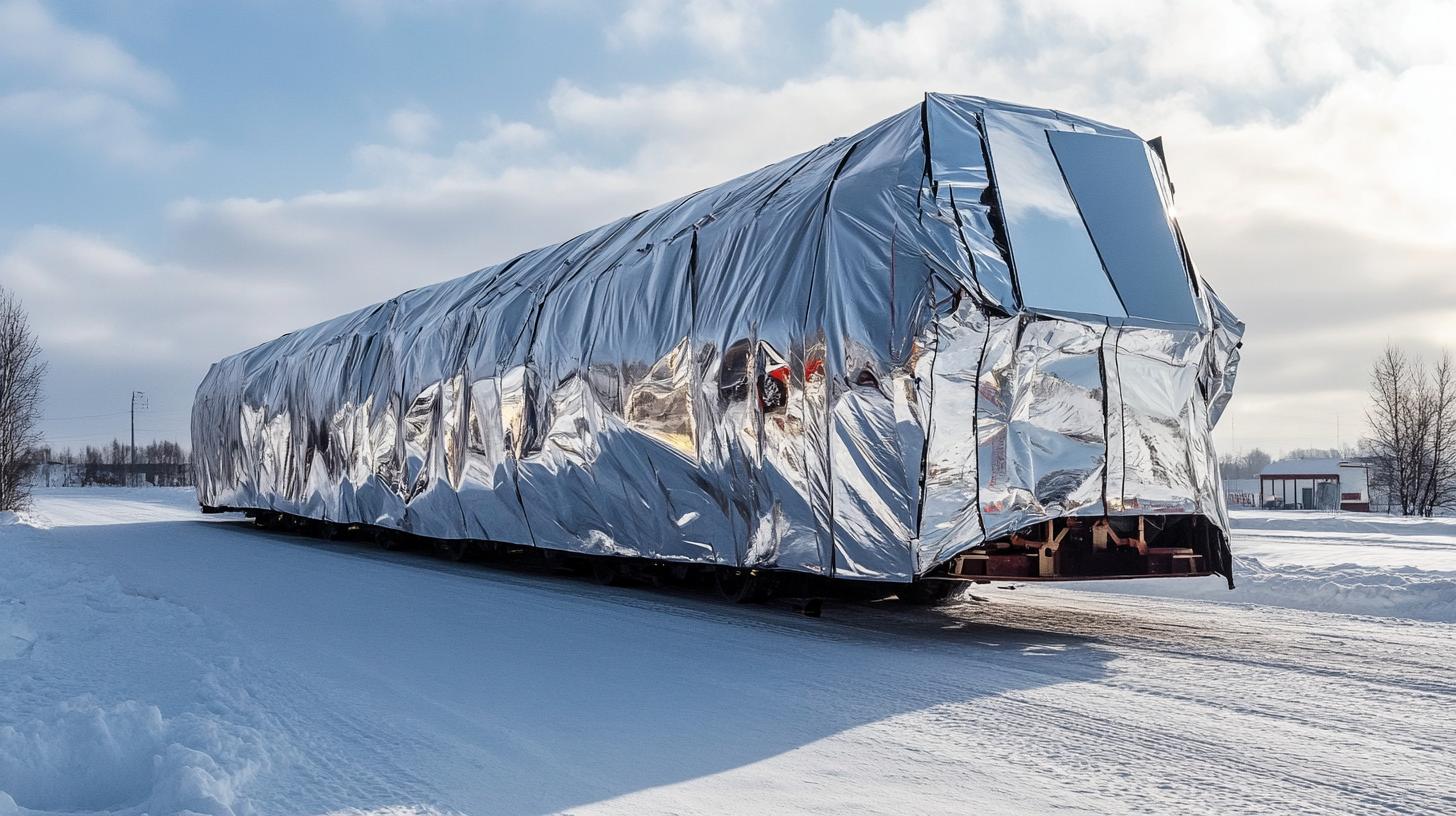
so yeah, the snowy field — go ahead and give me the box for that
[1063,509,1456,623]
[2,489,1454,815]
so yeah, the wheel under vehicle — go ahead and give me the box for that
[437,539,471,562]
[897,579,957,605]
[715,567,771,603]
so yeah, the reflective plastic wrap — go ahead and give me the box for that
[193,93,1243,583]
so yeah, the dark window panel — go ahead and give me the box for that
[1048,130,1200,325]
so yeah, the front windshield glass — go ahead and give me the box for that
[984,109,1125,319]
[985,110,1201,326]
[1047,130,1199,325]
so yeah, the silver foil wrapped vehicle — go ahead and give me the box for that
[193,93,1244,595]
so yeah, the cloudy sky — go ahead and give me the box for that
[3,0,1453,457]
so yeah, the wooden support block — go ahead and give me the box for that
[1037,521,1065,578]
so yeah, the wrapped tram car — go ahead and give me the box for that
[192,93,1244,598]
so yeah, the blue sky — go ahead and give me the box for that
[3,0,1454,455]
[3,1,908,246]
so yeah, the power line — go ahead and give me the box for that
[42,409,189,422]
[40,410,130,421]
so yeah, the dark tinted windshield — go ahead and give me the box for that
[985,110,1200,326]
[985,110,1125,318]
[1048,130,1198,325]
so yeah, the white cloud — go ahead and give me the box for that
[0,89,197,166]
[609,0,666,43]
[0,0,190,166]
[546,76,913,185]
[164,167,646,295]
[1164,64,1456,248]
[1,227,304,447]
[608,0,778,59]
[352,115,552,184]
[478,114,549,150]
[385,105,440,147]
[0,0,172,103]
[0,227,297,363]
[826,0,1454,108]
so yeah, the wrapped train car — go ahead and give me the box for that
[192,93,1244,597]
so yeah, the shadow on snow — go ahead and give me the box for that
[21,515,1117,815]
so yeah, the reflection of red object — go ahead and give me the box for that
[759,364,790,412]
[804,358,824,380]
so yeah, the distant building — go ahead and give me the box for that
[1258,458,1370,511]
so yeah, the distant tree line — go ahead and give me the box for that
[1220,447,1359,481]
[34,439,192,487]
[1365,344,1456,517]
[1218,448,1272,480]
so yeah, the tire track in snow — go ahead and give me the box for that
[220,522,1456,814]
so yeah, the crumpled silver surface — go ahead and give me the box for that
[193,93,1243,582]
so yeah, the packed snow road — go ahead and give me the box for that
[2,489,1453,815]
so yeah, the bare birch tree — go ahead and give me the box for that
[1366,344,1456,516]
[1367,345,1413,513]
[1419,352,1456,515]
[0,286,46,511]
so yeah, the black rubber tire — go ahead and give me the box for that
[898,579,955,605]
[715,568,769,603]
[375,530,405,551]
[591,559,629,586]
[438,539,471,562]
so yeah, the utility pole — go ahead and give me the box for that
[130,391,147,487]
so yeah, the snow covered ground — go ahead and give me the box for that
[2,489,1453,815]
[1062,509,1456,623]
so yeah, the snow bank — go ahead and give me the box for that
[15,487,200,529]
[1,503,276,815]
[1064,556,1456,623]
[1230,509,1456,542]
[0,697,268,816]
[0,603,33,661]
